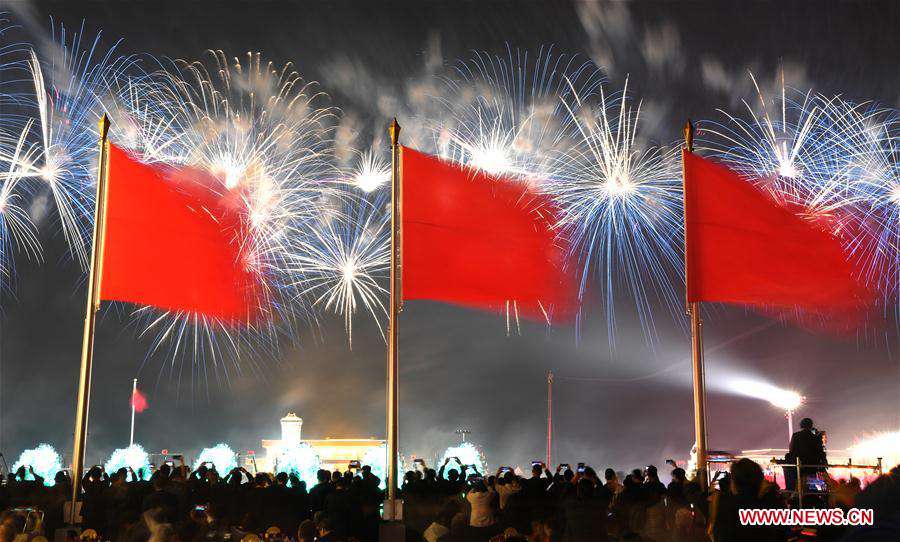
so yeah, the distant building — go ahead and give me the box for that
[252,413,385,473]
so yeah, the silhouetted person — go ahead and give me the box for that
[841,465,900,541]
[784,417,827,490]
[604,468,623,497]
[668,468,687,501]
[561,479,609,542]
[643,465,666,496]
[309,469,334,513]
[787,417,827,467]
[712,458,785,542]
[142,476,179,523]
[315,516,339,542]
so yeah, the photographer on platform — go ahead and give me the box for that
[784,417,827,491]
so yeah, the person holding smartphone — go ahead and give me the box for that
[438,457,466,495]
[523,461,552,501]
[495,467,521,510]
[465,475,498,536]
[604,468,623,496]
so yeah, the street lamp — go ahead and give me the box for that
[455,429,471,443]
[730,379,805,441]
[766,388,805,440]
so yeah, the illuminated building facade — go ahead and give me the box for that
[253,413,385,473]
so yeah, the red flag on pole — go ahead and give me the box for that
[682,150,874,327]
[130,387,148,413]
[100,145,264,322]
[400,147,577,320]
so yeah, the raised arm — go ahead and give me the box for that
[29,466,44,486]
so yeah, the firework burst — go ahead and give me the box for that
[348,149,390,193]
[818,100,900,310]
[701,73,900,320]
[288,188,389,345]
[9,23,135,268]
[547,79,683,344]
[432,46,605,183]
[0,15,33,124]
[0,119,43,284]
[0,20,125,287]
[699,72,838,210]
[108,50,337,382]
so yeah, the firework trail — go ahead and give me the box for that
[700,73,900,322]
[546,79,683,345]
[7,22,137,268]
[432,46,605,184]
[818,100,900,311]
[288,185,390,346]
[0,19,43,289]
[0,15,35,131]
[0,119,43,285]
[100,69,188,164]
[699,72,838,209]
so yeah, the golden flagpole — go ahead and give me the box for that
[385,118,402,521]
[70,114,111,522]
[682,120,709,491]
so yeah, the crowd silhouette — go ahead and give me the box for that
[0,456,898,542]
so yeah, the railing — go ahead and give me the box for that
[705,456,884,507]
[777,457,883,507]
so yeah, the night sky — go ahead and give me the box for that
[0,0,898,474]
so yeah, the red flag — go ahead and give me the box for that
[400,147,577,320]
[683,151,874,326]
[131,387,148,413]
[100,145,263,322]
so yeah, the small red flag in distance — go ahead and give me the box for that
[131,387,148,413]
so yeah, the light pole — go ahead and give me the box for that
[768,389,804,441]
[730,379,804,443]
[455,429,471,443]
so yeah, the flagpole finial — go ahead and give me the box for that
[684,120,694,152]
[389,118,401,146]
[99,114,111,141]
